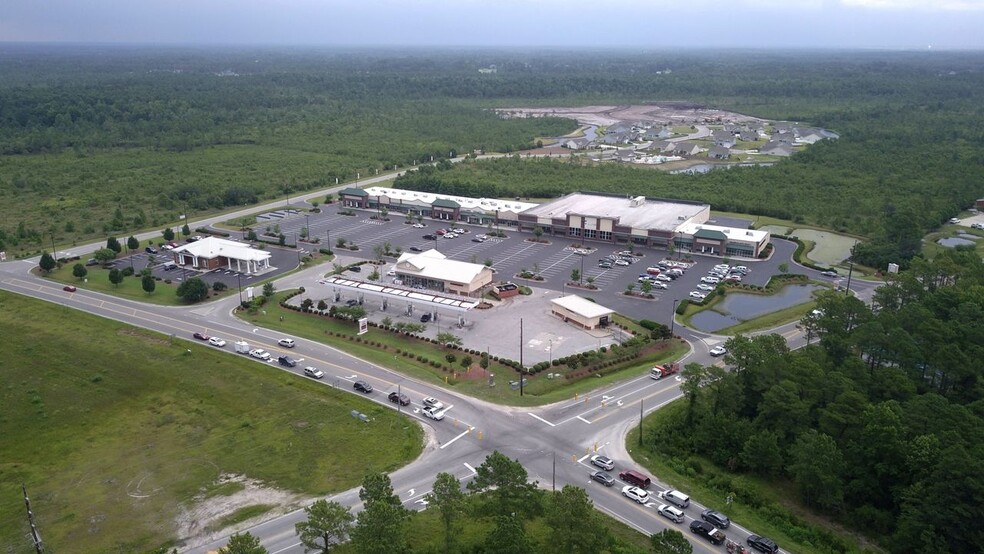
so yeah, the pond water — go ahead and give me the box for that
[938,237,976,248]
[689,284,823,333]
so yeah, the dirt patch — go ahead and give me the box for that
[174,474,311,550]
[117,328,171,346]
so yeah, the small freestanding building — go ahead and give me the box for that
[550,295,615,330]
[171,236,272,274]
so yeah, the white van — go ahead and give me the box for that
[661,489,691,509]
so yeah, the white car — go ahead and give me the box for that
[651,282,668,289]
[734,265,749,273]
[709,345,727,357]
[622,485,650,504]
[949,217,961,224]
[701,276,720,284]
[443,233,457,239]
[412,223,425,228]
[303,366,324,379]
[971,223,984,230]
[614,259,630,266]
[422,406,446,420]
[697,284,715,291]
[657,504,685,523]
[690,291,708,300]
[387,268,396,276]
[278,338,295,348]
[249,349,271,360]
[655,274,673,282]
[208,337,227,347]
[453,228,465,234]
[422,397,444,410]
[590,454,615,471]
[475,234,488,240]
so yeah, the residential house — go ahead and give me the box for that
[606,122,633,135]
[645,127,673,140]
[673,142,702,156]
[760,141,793,156]
[708,146,731,159]
[601,133,630,146]
[563,138,592,150]
[649,140,673,153]
[737,129,759,142]
[712,130,736,148]
[616,148,637,163]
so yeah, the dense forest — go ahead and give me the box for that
[645,249,984,553]
[2,46,984,264]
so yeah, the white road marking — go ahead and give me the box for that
[529,413,556,427]
[577,453,591,463]
[407,488,415,497]
[463,462,478,475]
[577,415,591,424]
[271,542,303,554]
[441,428,472,449]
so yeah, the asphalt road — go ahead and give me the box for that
[2,180,882,554]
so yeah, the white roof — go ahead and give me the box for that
[551,295,614,319]
[320,276,479,311]
[364,186,537,214]
[521,193,709,232]
[395,249,489,284]
[171,236,271,262]
[676,222,770,243]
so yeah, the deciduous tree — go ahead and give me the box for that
[651,529,692,554]
[176,277,209,303]
[72,263,88,280]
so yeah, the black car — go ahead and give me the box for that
[700,509,731,529]
[689,521,725,546]
[145,246,158,254]
[278,355,297,367]
[422,234,437,240]
[353,380,373,393]
[420,313,431,323]
[746,535,779,553]
[388,392,411,406]
[349,265,361,272]
[409,246,423,252]
[345,299,359,307]
[591,471,615,487]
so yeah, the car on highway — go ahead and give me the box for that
[621,485,650,504]
[303,366,324,379]
[422,397,444,410]
[820,270,839,277]
[746,535,780,553]
[353,380,373,393]
[591,471,615,487]
[249,349,271,360]
[63,285,77,292]
[278,355,297,367]
[657,504,685,523]
[590,454,615,471]
[388,391,411,406]
[701,509,731,529]
[709,345,727,357]
[278,338,295,348]
[690,520,725,545]
[208,337,226,347]
[697,283,715,291]
[422,406,445,420]
[193,332,210,341]
[689,291,707,300]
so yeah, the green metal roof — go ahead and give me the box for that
[432,198,460,209]
[694,228,728,241]
[339,187,368,197]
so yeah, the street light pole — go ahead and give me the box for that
[326,229,331,254]
[519,318,524,397]
[237,273,243,306]
[548,339,552,366]
[579,253,584,286]
[639,397,644,447]
[304,214,310,241]
[670,299,679,337]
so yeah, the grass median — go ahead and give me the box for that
[0,290,423,553]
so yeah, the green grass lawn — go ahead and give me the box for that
[0,291,423,553]
[241,292,689,407]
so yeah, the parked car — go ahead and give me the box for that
[471,237,485,243]
[651,281,668,289]
[278,338,295,348]
[278,355,297,367]
[697,284,715,291]
[145,246,158,254]
[208,337,226,347]
[614,259,630,266]
[409,246,423,252]
[85,258,100,266]
[422,406,445,420]
[412,223,425,228]
[701,509,731,529]
[709,345,727,357]
[349,265,361,272]
[353,380,373,393]
[590,454,615,471]
[420,313,431,323]
[598,262,613,269]
[655,274,673,282]
[193,332,210,341]
[303,366,324,379]
[591,471,616,487]
[657,504,685,524]
[690,291,707,300]
[746,535,780,553]
[63,285,77,292]
[422,235,437,240]
[621,486,650,504]
[949,217,961,224]
[690,521,725,545]
[345,299,359,307]
[388,391,411,406]
[972,222,984,230]
[701,276,720,284]
[422,397,444,410]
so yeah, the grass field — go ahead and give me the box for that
[241,291,689,407]
[0,291,423,553]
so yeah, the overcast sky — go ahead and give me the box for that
[2,0,983,49]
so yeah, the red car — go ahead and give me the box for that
[193,332,210,341]
[63,285,77,292]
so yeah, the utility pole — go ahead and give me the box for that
[639,398,644,447]
[845,260,854,296]
[22,483,44,554]
[552,452,556,491]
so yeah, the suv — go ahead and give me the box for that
[278,338,296,348]
[746,535,779,553]
[591,471,615,487]
[278,355,297,367]
[689,521,725,545]
[353,380,373,393]
[589,454,615,471]
[657,504,685,524]
[621,486,650,504]
[701,509,731,529]
[422,406,445,420]
[388,391,411,406]
[303,366,324,379]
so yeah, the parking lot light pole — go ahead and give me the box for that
[579,254,584,286]
[304,215,310,240]
[670,299,679,337]
[237,273,243,306]
[326,229,331,254]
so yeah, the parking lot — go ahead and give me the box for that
[233,203,798,332]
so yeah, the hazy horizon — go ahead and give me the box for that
[3,0,984,50]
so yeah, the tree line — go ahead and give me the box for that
[645,249,984,553]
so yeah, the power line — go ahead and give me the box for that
[22,483,45,554]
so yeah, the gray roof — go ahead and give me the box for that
[521,193,708,232]
[340,187,368,197]
[708,146,731,158]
